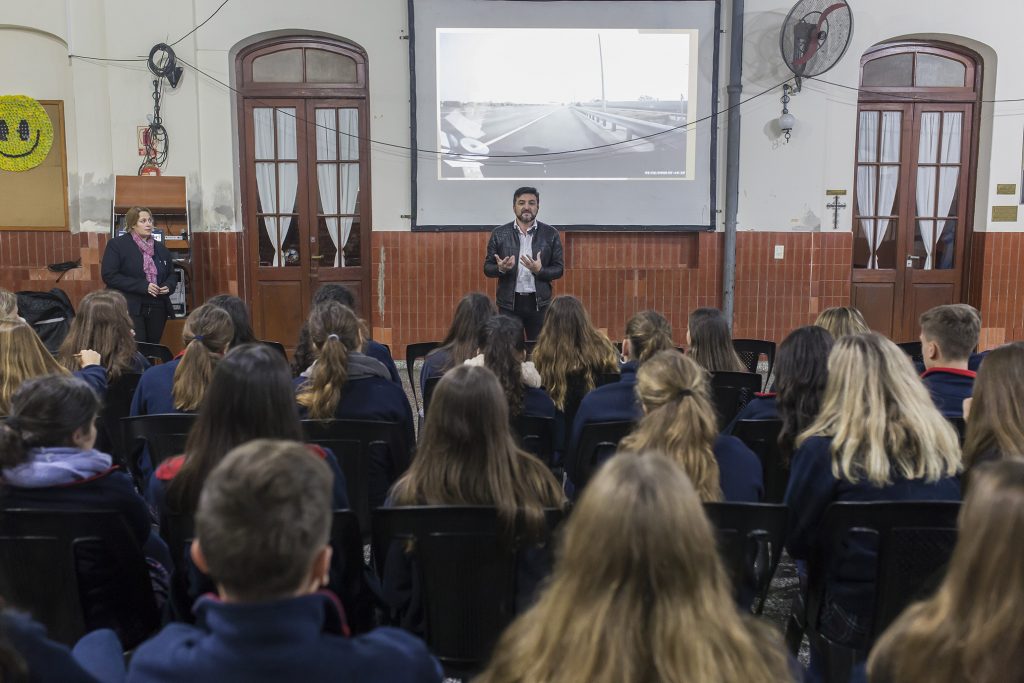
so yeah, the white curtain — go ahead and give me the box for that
[874,112,901,269]
[253,108,279,265]
[856,112,879,268]
[276,109,298,266]
[316,109,340,266]
[916,113,940,269]
[935,113,962,269]
[339,110,360,267]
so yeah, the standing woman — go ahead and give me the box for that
[101,206,178,344]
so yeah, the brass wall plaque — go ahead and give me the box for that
[992,205,1019,222]
[826,189,848,196]
[996,183,1017,195]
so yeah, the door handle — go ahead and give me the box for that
[905,255,921,268]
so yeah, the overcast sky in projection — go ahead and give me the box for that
[437,29,690,104]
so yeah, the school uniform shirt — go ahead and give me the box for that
[713,435,764,502]
[365,340,401,385]
[968,351,987,372]
[418,348,451,398]
[2,609,105,683]
[784,435,961,625]
[126,591,443,683]
[567,361,641,460]
[296,352,414,509]
[130,358,183,416]
[725,393,778,433]
[921,367,975,417]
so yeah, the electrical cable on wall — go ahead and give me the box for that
[138,43,183,175]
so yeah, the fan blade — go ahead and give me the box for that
[792,3,848,67]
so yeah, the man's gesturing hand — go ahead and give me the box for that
[494,253,516,274]
[520,253,542,274]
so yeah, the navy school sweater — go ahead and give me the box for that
[567,362,641,458]
[921,367,975,418]
[725,393,778,433]
[130,358,183,416]
[784,435,961,621]
[126,592,442,683]
[366,340,401,385]
[74,364,108,399]
[2,610,103,683]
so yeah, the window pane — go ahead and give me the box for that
[880,112,901,162]
[941,112,963,163]
[934,219,956,269]
[862,54,914,87]
[343,216,361,266]
[315,109,337,161]
[252,49,302,82]
[253,109,274,158]
[275,109,297,160]
[916,54,966,87]
[858,112,878,162]
[876,219,897,270]
[305,49,357,83]
[281,216,301,267]
[339,109,359,161]
[917,167,937,217]
[918,113,940,164]
[316,216,339,267]
[914,219,937,269]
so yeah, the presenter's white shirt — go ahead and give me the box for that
[515,221,537,294]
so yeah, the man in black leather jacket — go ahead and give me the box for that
[483,187,564,339]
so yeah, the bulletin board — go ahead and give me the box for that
[0,100,69,230]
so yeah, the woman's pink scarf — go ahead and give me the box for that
[132,232,159,285]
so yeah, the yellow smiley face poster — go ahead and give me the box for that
[0,95,54,172]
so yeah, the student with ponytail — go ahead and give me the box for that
[296,301,414,507]
[0,375,169,635]
[567,310,676,463]
[130,304,234,415]
[619,350,762,502]
[467,315,554,419]
[687,307,747,373]
[420,292,497,394]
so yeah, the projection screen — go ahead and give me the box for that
[410,0,720,230]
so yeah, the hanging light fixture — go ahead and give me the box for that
[778,83,797,143]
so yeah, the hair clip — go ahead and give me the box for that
[676,388,693,398]
[192,334,205,342]
[327,333,340,341]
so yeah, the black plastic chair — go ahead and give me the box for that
[524,339,537,356]
[732,419,789,503]
[372,506,564,677]
[565,420,635,495]
[121,413,196,478]
[405,341,441,409]
[95,372,143,464]
[423,375,441,418]
[136,341,173,365]
[259,339,288,359]
[733,339,776,387]
[511,414,556,467]
[301,419,406,538]
[0,508,160,648]
[710,371,763,430]
[704,502,788,614]
[896,341,924,366]
[788,501,961,682]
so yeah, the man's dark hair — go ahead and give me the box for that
[195,439,333,602]
[920,304,981,361]
[513,186,539,202]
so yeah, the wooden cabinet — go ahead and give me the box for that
[111,175,194,317]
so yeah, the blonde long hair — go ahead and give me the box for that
[797,332,961,486]
[962,343,1024,468]
[0,319,69,413]
[620,350,722,501]
[476,454,795,683]
[296,301,363,420]
[868,460,1024,683]
[623,310,674,364]
[0,288,17,319]
[814,306,869,339]
[532,296,618,411]
[389,365,565,540]
[171,304,233,411]
[58,290,137,381]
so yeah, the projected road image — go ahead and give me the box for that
[436,29,693,180]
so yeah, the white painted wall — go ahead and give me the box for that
[2,0,1022,233]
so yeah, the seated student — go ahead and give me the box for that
[619,350,763,502]
[420,292,496,396]
[207,293,257,348]
[919,304,980,417]
[962,342,1024,471]
[687,307,747,373]
[296,301,413,507]
[293,283,400,384]
[0,318,105,413]
[814,305,869,339]
[727,326,833,441]
[0,287,20,319]
[385,365,566,631]
[533,296,619,452]
[0,375,170,637]
[568,310,675,459]
[128,439,443,683]
[466,314,554,420]
[475,454,796,683]
[130,304,233,415]
[867,459,1024,683]
[1,606,124,683]
[58,290,150,381]
[785,332,961,676]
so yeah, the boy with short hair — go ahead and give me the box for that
[128,439,442,683]
[919,304,980,417]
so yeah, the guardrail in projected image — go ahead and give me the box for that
[571,106,677,141]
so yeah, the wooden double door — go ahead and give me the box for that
[851,99,976,341]
[240,97,370,350]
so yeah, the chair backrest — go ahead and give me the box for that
[733,339,777,386]
[372,506,564,675]
[704,502,788,612]
[565,420,636,494]
[511,415,556,467]
[710,371,763,430]
[896,341,924,366]
[523,339,537,356]
[806,501,960,644]
[405,341,441,407]
[136,341,174,365]
[259,339,288,359]
[0,508,160,647]
[121,413,196,477]
[301,419,401,537]
[732,419,788,503]
[423,375,442,418]
[95,372,143,464]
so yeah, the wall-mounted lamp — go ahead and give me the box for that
[778,83,796,143]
